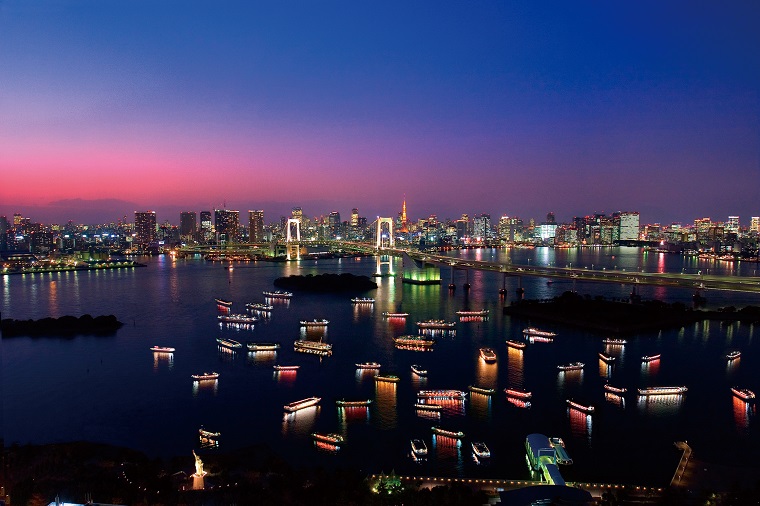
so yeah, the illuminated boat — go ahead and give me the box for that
[504,387,532,399]
[311,432,345,445]
[218,314,257,324]
[479,347,497,363]
[273,365,300,371]
[246,302,273,312]
[393,335,435,347]
[602,338,626,345]
[604,383,627,395]
[216,338,243,349]
[726,351,741,361]
[506,397,532,409]
[263,290,293,299]
[150,346,175,353]
[414,403,443,411]
[411,439,428,456]
[375,374,400,383]
[214,298,233,307]
[549,437,565,448]
[557,362,584,371]
[637,386,687,396]
[468,385,494,395]
[731,387,756,401]
[383,311,409,318]
[284,396,321,412]
[523,327,557,338]
[411,364,428,376]
[355,362,381,369]
[506,339,527,349]
[335,399,372,407]
[471,441,490,458]
[300,319,329,327]
[456,309,489,316]
[199,428,220,438]
[416,320,456,329]
[350,297,375,304]
[641,354,661,362]
[566,399,595,414]
[417,390,467,399]
[529,335,554,343]
[294,340,332,356]
[247,342,280,351]
[431,426,464,439]
[598,352,616,363]
[191,372,219,381]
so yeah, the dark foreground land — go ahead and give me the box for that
[1,442,488,506]
[1,314,123,337]
[273,272,378,292]
[504,291,760,334]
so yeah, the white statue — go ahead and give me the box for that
[193,450,204,476]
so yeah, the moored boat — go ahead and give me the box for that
[726,351,741,361]
[199,428,220,438]
[218,314,257,324]
[417,389,467,399]
[273,365,300,371]
[416,320,456,329]
[637,386,687,396]
[375,374,400,383]
[557,362,584,371]
[411,438,428,456]
[479,347,497,363]
[294,340,332,356]
[506,339,527,349]
[598,352,616,363]
[504,387,532,399]
[431,426,465,439]
[523,327,557,338]
[393,335,435,347]
[604,383,627,395]
[566,399,595,414]
[263,290,293,299]
[214,298,233,307]
[150,346,175,353]
[529,335,554,343]
[284,396,321,412]
[246,302,273,312]
[247,342,280,351]
[311,432,344,444]
[300,319,329,327]
[414,403,443,411]
[468,385,495,395]
[731,387,756,401]
[336,399,373,407]
[471,441,490,458]
[411,364,428,376]
[355,362,381,369]
[350,297,375,304]
[603,338,626,345]
[382,311,409,318]
[216,338,243,349]
[506,397,532,409]
[192,372,219,381]
[641,354,661,362]
[456,309,489,316]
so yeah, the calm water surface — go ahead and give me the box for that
[2,247,759,484]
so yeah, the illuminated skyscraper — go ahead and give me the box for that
[249,210,264,243]
[400,198,408,233]
[215,209,240,243]
[473,214,491,241]
[726,216,740,235]
[618,212,640,241]
[200,211,213,242]
[180,211,197,242]
[351,208,359,227]
[134,211,157,245]
[328,211,341,239]
[751,217,760,234]
[0,215,8,250]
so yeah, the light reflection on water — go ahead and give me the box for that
[281,406,319,437]
[192,379,218,397]
[374,381,397,430]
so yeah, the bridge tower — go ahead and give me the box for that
[375,218,395,250]
[286,218,301,260]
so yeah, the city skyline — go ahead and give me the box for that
[2,1,758,224]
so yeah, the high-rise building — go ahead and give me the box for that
[351,208,359,228]
[199,211,213,242]
[618,212,640,241]
[328,211,341,239]
[751,217,760,234]
[473,214,491,241]
[0,215,8,250]
[134,211,157,245]
[249,210,264,243]
[400,198,408,233]
[180,211,197,242]
[215,209,240,243]
[726,216,740,235]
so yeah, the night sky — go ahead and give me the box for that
[1,1,758,225]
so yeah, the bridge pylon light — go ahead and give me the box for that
[376,218,395,250]
[286,218,301,260]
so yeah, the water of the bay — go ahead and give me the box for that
[2,247,758,484]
